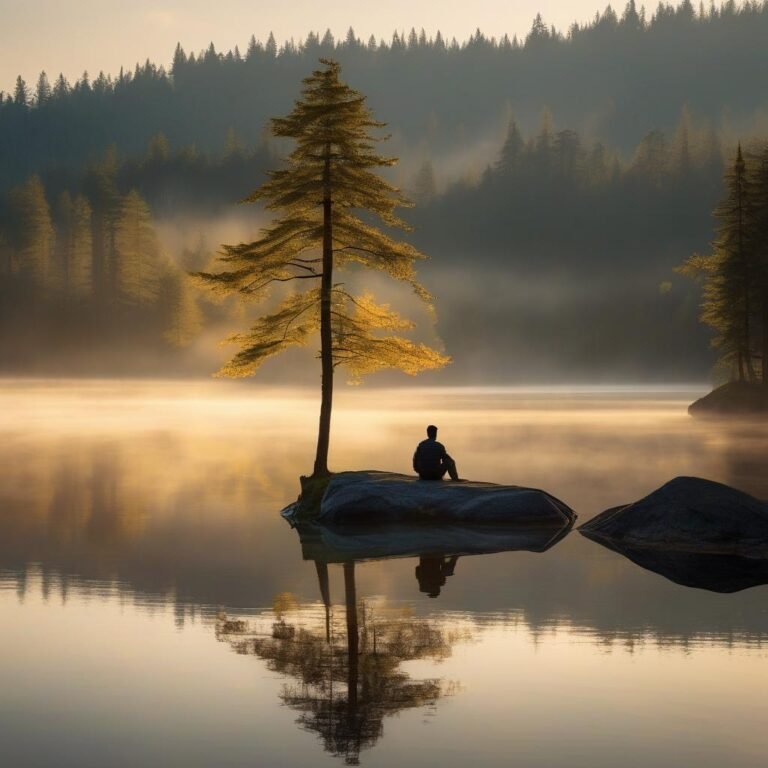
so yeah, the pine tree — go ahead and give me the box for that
[83,147,121,299]
[160,268,202,347]
[678,145,757,380]
[13,76,29,107]
[497,118,524,174]
[195,59,449,477]
[750,144,768,385]
[266,32,278,58]
[527,14,550,47]
[52,73,69,99]
[114,190,162,306]
[172,43,187,78]
[9,175,54,288]
[56,192,93,298]
[35,72,52,106]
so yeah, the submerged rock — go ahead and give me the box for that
[689,381,768,416]
[313,470,576,527]
[580,476,768,556]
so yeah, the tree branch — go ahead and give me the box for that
[332,244,387,258]
[243,273,323,294]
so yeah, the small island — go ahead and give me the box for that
[678,144,768,417]
[688,380,768,416]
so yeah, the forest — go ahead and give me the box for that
[2,1,768,380]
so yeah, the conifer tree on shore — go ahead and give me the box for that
[196,59,449,476]
[678,143,768,384]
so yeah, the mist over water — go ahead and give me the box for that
[1,380,767,767]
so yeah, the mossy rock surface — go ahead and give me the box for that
[315,470,576,526]
[282,474,332,522]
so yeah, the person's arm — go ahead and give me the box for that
[413,445,421,473]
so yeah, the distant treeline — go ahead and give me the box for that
[3,1,768,189]
[0,109,727,378]
[0,147,258,372]
[413,110,726,379]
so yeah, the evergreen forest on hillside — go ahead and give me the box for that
[3,1,768,380]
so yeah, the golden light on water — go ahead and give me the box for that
[2,380,768,768]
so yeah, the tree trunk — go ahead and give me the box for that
[313,144,334,477]
[344,562,359,713]
[744,273,756,381]
[744,281,752,381]
[763,296,768,386]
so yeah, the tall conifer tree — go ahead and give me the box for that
[196,59,448,477]
[115,190,162,306]
[497,119,524,174]
[9,176,54,288]
[56,191,93,298]
[160,269,202,347]
[678,144,757,380]
[750,144,768,385]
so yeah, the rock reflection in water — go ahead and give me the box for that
[291,519,572,566]
[217,562,470,765]
[583,536,768,593]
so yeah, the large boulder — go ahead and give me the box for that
[314,470,576,527]
[580,476,768,556]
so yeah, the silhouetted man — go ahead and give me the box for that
[413,424,460,481]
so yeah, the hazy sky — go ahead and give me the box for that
[0,1,610,92]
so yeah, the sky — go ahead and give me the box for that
[0,0,611,93]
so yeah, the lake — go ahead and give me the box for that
[1,379,767,768]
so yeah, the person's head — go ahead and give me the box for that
[426,424,438,439]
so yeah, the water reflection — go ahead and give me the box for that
[2,381,768,640]
[291,519,571,567]
[415,555,459,597]
[217,563,470,765]
[582,536,768,593]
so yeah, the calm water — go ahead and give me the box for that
[1,379,767,768]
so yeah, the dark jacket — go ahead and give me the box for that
[413,438,450,476]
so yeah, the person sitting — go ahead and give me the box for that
[413,424,460,481]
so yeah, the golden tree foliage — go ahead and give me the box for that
[217,286,448,382]
[677,144,763,381]
[196,59,449,383]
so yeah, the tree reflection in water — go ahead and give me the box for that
[216,561,470,764]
